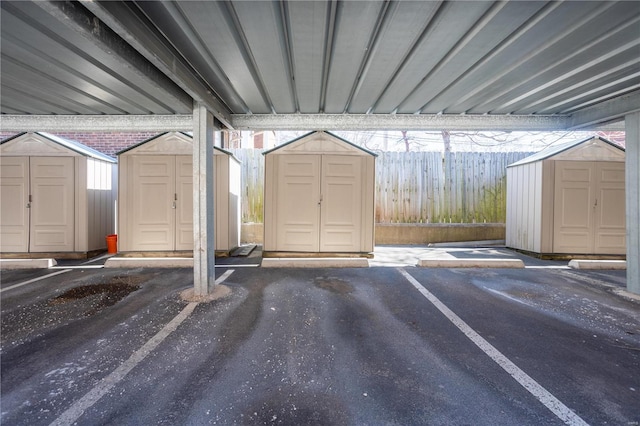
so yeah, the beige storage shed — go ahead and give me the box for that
[506,136,625,255]
[0,132,117,257]
[263,131,376,254]
[117,132,240,254]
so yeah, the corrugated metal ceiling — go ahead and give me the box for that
[1,0,639,130]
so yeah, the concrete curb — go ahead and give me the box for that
[261,258,369,268]
[568,260,627,270]
[417,258,525,268]
[0,258,57,269]
[104,257,193,268]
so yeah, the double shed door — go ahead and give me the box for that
[0,156,74,252]
[130,155,193,251]
[276,155,363,252]
[553,161,625,254]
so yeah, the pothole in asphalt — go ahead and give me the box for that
[314,277,354,294]
[48,275,146,309]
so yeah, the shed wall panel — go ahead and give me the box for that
[594,162,626,254]
[275,155,321,252]
[0,157,29,252]
[540,160,555,253]
[507,137,625,255]
[263,132,376,253]
[0,133,115,255]
[320,155,363,252]
[118,134,239,253]
[175,156,194,251]
[29,157,74,252]
[129,155,175,251]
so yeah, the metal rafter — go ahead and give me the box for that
[32,1,192,114]
[81,0,233,127]
[420,1,563,114]
[367,1,447,114]
[568,90,640,129]
[319,0,339,113]
[343,0,394,114]
[218,1,275,113]
[392,0,510,114]
[277,0,300,113]
[450,1,620,114]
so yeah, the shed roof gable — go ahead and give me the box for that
[117,132,238,162]
[508,136,624,167]
[0,132,115,162]
[117,132,193,156]
[553,137,625,162]
[263,131,377,156]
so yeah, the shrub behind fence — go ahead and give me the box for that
[231,149,533,224]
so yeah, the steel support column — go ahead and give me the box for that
[193,102,217,296]
[625,112,640,294]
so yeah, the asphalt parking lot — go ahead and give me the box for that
[1,257,639,425]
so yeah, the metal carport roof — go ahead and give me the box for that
[1,0,639,131]
[1,0,639,296]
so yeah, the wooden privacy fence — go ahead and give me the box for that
[230,149,533,224]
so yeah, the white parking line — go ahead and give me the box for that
[49,270,235,426]
[398,268,589,426]
[0,269,71,294]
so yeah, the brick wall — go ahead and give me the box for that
[0,132,159,157]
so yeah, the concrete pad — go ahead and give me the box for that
[104,257,193,268]
[568,260,627,270]
[180,285,232,303]
[261,257,369,268]
[0,258,57,269]
[417,258,525,268]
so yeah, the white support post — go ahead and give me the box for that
[193,102,217,296]
[625,113,640,295]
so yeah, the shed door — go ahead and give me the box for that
[276,155,321,251]
[593,162,625,254]
[0,157,29,252]
[131,156,175,251]
[29,157,75,252]
[175,156,194,250]
[320,155,362,252]
[553,161,625,254]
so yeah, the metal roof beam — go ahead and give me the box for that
[568,90,640,129]
[0,114,194,132]
[81,1,233,128]
[32,1,192,115]
[231,113,568,131]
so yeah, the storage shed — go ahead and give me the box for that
[0,132,117,257]
[506,136,625,255]
[263,131,376,254]
[117,132,240,254]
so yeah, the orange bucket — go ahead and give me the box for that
[106,234,118,254]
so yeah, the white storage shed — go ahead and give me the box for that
[263,131,376,254]
[0,132,117,257]
[506,136,625,255]
[117,132,240,254]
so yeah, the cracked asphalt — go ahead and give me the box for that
[1,264,639,425]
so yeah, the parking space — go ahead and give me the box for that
[1,262,639,425]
